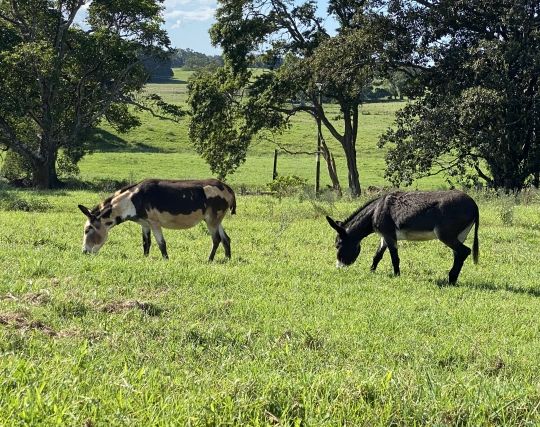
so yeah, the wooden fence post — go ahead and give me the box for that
[272,149,278,180]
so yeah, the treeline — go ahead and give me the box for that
[170,49,224,70]
[170,49,280,71]
[149,49,407,102]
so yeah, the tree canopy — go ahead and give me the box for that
[189,0,409,195]
[0,0,183,188]
[380,0,540,191]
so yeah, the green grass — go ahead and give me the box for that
[2,68,540,424]
[1,189,540,424]
[79,68,446,192]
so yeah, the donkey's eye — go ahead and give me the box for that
[85,227,93,234]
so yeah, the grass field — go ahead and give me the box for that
[80,68,445,191]
[2,69,540,425]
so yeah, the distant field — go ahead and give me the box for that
[80,68,445,191]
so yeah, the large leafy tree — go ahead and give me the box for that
[189,0,406,196]
[0,0,182,188]
[380,0,540,191]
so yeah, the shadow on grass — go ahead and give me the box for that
[61,177,135,193]
[0,177,134,194]
[436,278,540,298]
[86,128,164,153]
[148,77,187,84]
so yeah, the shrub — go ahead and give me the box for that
[0,150,32,183]
[0,186,51,212]
[267,175,308,197]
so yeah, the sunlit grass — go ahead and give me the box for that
[83,70,440,191]
[2,69,539,425]
[1,190,540,424]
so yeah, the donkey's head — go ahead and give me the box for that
[78,204,113,254]
[326,216,361,268]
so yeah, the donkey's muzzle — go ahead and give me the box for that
[336,260,346,269]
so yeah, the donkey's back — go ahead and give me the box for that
[377,190,478,237]
[131,179,236,228]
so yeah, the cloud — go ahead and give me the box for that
[164,0,194,7]
[164,0,217,7]
[167,7,216,27]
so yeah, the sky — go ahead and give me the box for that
[77,0,335,55]
[163,0,221,54]
[164,0,337,54]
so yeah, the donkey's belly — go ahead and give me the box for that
[147,209,204,229]
[396,229,437,241]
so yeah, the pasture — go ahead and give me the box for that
[1,69,540,425]
[80,68,442,190]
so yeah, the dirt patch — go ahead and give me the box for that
[0,290,51,306]
[22,291,51,305]
[0,312,57,336]
[0,311,80,338]
[99,300,162,316]
[0,293,18,302]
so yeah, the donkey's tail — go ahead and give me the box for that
[472,211,479,264]
[230,194,236,215]
[228,186,237,215]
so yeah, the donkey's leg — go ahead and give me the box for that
[440,238,471,284]
[206,211,230,261]
[150,224,168,260]
[207,225,221,262]
[371,237,387,272]
[218,224,231,259]
[142,225,151,256]
[386,239,400,276]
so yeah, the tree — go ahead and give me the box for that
[379,0,540,191]
[142,56,174,81]
[0,0,182,189]
[189,0,405,196]
[170,48,223,70]
[188,67,252,179]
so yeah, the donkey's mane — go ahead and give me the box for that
[342,196,380,226]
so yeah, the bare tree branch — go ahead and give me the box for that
[126,98,183,122]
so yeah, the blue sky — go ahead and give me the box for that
[163,0,336,54]
[163,0,221,54]
[78,0,335,55]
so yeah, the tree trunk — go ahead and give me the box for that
[31,154,61,189]
[320,141,342,196]
[318,127,342,196]
[492,175,523,193]
[343,137,361,197]
[317,102,361,197]
[533,171,539,189]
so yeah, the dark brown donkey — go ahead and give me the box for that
[326,190,479,284]
[78,179,236,260]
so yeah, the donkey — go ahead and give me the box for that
[78,179,236,261]
[326,190,479,284]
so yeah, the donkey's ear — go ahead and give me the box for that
[78,204,94,219]
[326,216,346,236]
